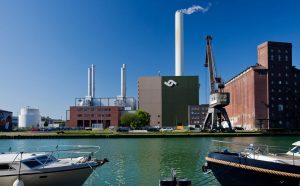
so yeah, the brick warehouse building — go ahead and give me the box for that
[225,41,300,130]
[68,106,121,128]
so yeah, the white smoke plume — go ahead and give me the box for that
[178,4,211,15]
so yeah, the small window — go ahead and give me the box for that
[279,120,283,125]
[286,73,289,77]
[0,164,14,170]
[285,50,288,54]
[278,49,281,53]
[285,55,288,62]
[278,89,282,93]
[278,81,282,85]
[271,49,274,53]
[278,97,282,100]
[278,73,281,77]
[271,55,274,61]
[278,104,284,111]
[278,55,281,61]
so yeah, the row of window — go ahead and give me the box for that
[270,49,289,54]
[77,114,111,118]
[76,108,111,112]
[271,97,298,101]
[270,55,288,62]
[270,104,298,111]
[271,81,298,85]
[271,89,298,93]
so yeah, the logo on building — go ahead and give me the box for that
[164,80,177,87]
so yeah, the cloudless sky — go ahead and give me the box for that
[1,0,300,119]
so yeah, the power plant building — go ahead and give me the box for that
[68,64,136,128]
[138,76,199,127]
[225,41,300,130]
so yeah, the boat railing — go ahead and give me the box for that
[211,140,296,161]
[4,145,101,170]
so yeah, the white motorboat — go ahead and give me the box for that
[0,145,108,186]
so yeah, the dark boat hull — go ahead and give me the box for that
[206,152,300,186]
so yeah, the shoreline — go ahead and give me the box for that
[0,131,299,139]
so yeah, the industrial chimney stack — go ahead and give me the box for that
[175,11,184,76]
[87,64,95,99]
[121,64,126,98]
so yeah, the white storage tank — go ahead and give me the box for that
[18,107,41,128]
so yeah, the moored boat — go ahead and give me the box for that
[0,145,108,186]
[203,140,300,186]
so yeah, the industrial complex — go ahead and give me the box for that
[2,10,300,132]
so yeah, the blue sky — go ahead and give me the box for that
[1,0,300,119]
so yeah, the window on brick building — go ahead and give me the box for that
[285,55,288,62]
[285,50,288,53]
[278,81,282,85]
[271,73,274,76]
[278,104,284,111]
[278,73,281,77]
[271,55,274,61]
[279,120,283,125]
[286,81,289,85]
[278,55,281,61]
[278,89,282,93]
[286,73,289,77]
[278,49,281,53]
[271,49,274,53]
[286,97,289,100]
[278,97,282,100]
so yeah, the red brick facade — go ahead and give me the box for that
[68,106,121,128]
[225,67,268,130]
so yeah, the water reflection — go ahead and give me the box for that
[0,136,296,185]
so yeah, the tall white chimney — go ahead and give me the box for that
[91,64,95,98]
[87,66,91,97]
[175,11,184,76]
[121,64,126,98]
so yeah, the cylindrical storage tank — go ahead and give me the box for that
[18,107,41,128]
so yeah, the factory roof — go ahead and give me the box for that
[225,64,267,86]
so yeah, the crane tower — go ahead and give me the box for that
[202,36,233,131]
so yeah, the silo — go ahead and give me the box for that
[18,107,41,128]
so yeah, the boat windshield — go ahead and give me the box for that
[22,159,42,168]
[36,155,56,165]
[289,146,300,154]
[23,155,57,168]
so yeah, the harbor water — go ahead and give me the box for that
[0,136,297,185]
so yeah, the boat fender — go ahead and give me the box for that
[202,162,208,172]
[13,178,24,186]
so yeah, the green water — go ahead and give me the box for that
[0,136,298,185]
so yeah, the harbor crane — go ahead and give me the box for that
[202,35,233,131]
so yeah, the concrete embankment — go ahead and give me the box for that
[0,131,299,139]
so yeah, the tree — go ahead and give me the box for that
[120,110,151,129]
[120,113,136,127]
[136,110,150,126]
